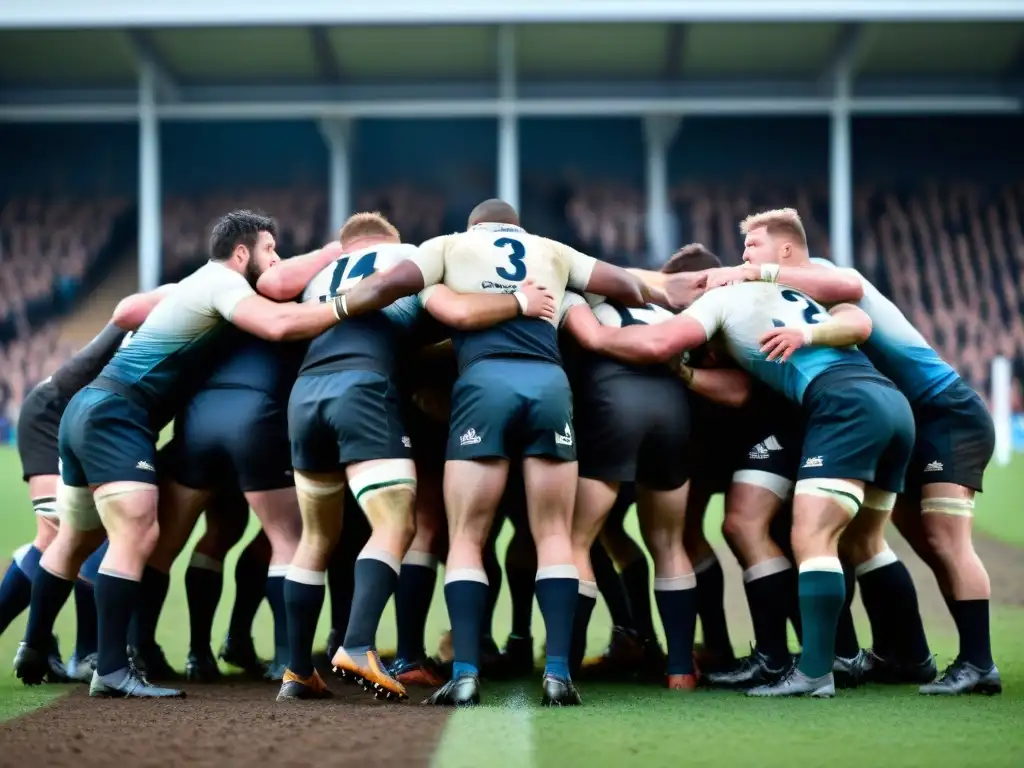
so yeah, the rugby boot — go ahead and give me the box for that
[423,672,480,707]
[219,636,268,679]
[541,674,582,707]
[130,643,181,681]
[851,648,937,686]
[185,647,222,683]
[45,635,72,682]
[498,634,536,678]
[832,653,863,689]
[666,673,699,691]
[580,626,644,680]
[747,667,835,698]
[919,659,1001,696]
[89,662,186,699]
[332,647,408,701]
[392,656,447,687]
[693,642,736,676]
[276,668,333,701]
[704,647,789,690]
[14,642,69,685]
[480,636,506,680]
[66,652,98,684]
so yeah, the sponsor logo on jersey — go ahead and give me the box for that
[802,456,824,468]
[460,428,482,446]
[554,423,573,447]
[136,460,156,472]
[480,281,518,293]
[923,461,944,472]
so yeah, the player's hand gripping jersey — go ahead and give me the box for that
[684,281,875,404]
[298,243,425,377]
[412,224,596,370]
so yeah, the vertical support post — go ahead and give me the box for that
[496,24,519,210]
[138,60,161,291]
[643,115,681,265]
[319,119,352,238]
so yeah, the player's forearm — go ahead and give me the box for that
[344,262,424,318]
[774,266,863,305]
[426,292,521,331]
[676,364,751,408]
[627,268,667,292]
[257,246,340,301]
[269,300,343,341]
[587,325,681,365]
[806,311,871,348]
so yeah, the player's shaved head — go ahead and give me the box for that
[339,211,400,246]
[661,243,722,274]
[468,199,520,228]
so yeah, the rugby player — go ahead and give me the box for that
[716,209,998,694]
[15,209,356,699]
[129,328,305,684]
[3,289,167,683]
[254,211,557,702]
[572,229,914,698]
[335,199,653,707]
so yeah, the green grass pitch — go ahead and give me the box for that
[0,445,1022,766]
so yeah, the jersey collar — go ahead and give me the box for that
[469,222,525,234]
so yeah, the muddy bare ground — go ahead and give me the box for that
[0,677,449,768]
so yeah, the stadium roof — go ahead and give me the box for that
[0,22,1021,120]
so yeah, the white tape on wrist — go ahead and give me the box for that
[514,291,529,315]
[801,325,813,344]
[760,264,780,283]
[332,294,349,320]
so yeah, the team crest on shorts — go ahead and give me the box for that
[460,428,482,446]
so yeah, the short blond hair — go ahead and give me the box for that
[339,211,400,245]
[739,208,807,249]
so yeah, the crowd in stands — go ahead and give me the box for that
[1,174,1022,446]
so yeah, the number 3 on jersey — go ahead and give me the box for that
[771,288,828,328]
[494,237,527,281]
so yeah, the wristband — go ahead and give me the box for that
[514,291,528,316]
[332,294,349,320]
[801,325,813,344]
[760,264,780,283]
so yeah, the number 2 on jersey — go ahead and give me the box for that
[328,252,378,297]
[494,237,527,281]
[771,288,828,328]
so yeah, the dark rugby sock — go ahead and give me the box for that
[742,558,793,664]
[129,566,169,651]
[185,552,223,652]
[482,542,503,645]
[343,551,400,652]
[284,568,326,678]
[796,559,845,679]
[95,570,141,676]
[227,538,268,641]
[265,567,289,663]
[80,540,107,583]
[621,556,655,641]
[505,539,536,640]
[73,579,98,658]
[395,552,438,662]
[834,562,859,658]
[0,546,35,634]
[948,599,993,669]
[592,542,633,630]
[535,565,579,680]
[856,551,930,663]
[694,554,734,660]
[327,545,356,642]
[570,583,598,674]
[24,566,74,649]
[654,574,698,676]
[445,569,489,678]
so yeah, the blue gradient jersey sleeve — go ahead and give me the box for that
[683,282,872,404]
[98,261,255,404]
[810,258,959,403]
